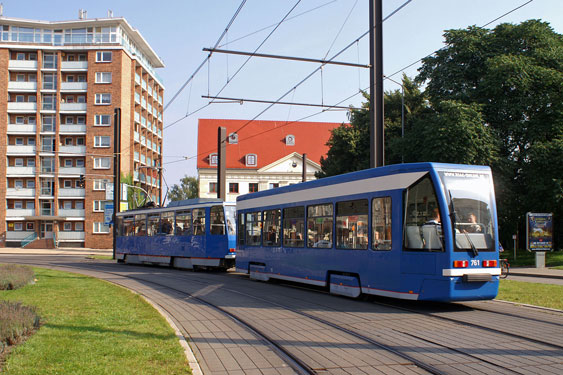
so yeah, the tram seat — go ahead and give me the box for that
[421,225,442,250]
[406,225,424,248]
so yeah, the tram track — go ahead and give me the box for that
[4,257,563,374]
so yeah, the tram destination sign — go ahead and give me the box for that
[526,212,553,251]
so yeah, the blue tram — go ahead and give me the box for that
[115,199,236,270]
[236,163,500,301]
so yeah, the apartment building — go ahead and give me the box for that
[0,16,164,248]
[197,119,341,202]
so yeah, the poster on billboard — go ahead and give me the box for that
[526,213,553,251]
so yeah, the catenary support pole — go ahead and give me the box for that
[369,0,384,168]
[302,153,307,182]
[217,127,227,201]
[112,108,121,260]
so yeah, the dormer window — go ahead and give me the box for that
[228,132,238,144]
[285,134,295,146]
[245,153,257,167]
[209,153,218,166]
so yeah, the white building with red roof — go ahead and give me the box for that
[197,119,341,201]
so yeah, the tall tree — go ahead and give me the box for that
[168,176,199,201]
[417,19,563,247]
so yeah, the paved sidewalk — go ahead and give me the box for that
[0,247,112,256]
[509,266,563,280]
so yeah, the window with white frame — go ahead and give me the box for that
[94,114,111,126]
[64,180,72,188]
[76,116,85,124]
[94,136,111,148]
[14,180,23,189]
[14,158,24,166]
[209,153,218,166]
[93,200,104,212]
[14,201,23,209]
[75,201,84,209]
[95,93,111,105]
[63,201,72,209]
[26,180,35,188]
[76,159,84,167]
[64,159,73,167]
[15,138,24,145]
[93,179,109,190]
[14,223,23,231]
[65,117,74,124]
[15,116,24,124]
[96,51,112,62]
[93,157,111,169]
[63,222,72,231]
[28,116,36,124]
[26,201,34,209]
[93,222,110,233]
[75,222,84,231]
[95,72,112,83]
[26,158,35,167]
[77,95,86,103]
[27,137,35,145]
[245,154,257,167]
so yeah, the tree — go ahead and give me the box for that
[121,173,147,210]
[168,176,199,201]
[416,19,563,248]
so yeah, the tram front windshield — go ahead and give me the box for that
[439,171,495,252]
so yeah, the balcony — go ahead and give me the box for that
[8,60,38,71]
[59,103,87,113]
[59,145,86,155]
[40,188,54,197]
[7,145,36,155]
[134,131,140,142]
[8,82,37,92]
[59,167,85,176]
[5,231,36,241]
[6,209,35,218]
[59,124,86,134]
[7,124,36,134]
[7,166,35,176]
[60,61,88,71]
[7,102,37,113]
[58,188,85,198]
[57,231,85,241]
[6,188,35,198]
[60,82,88,92]
[58,209,85,218]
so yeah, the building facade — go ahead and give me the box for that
[197,119,341,202]
[0,16,164,248]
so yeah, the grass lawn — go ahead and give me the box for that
[85,255,114,260]
[0,267,190,375]
[498,279,563,310]
[503,249,563,268]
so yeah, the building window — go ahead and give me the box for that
[64,159,73,167]
[14,201,23,209]
[93,179,109,190]
[26,201,34,209]
[26,180,35,188]
[14,180,24,189]
[15,116,24,124]
[15,138,24,145]
[245,154,257,167]
[64,180,72,188]
[75,201,84,209]
[249,183,259,193]
[95,51,112,62]
[14,158,24,166]
[28,116,36,124]
[285,134,295,145]
[269,183,279,189]
[26,222,34,231]
[94,136,111,148]
[94,114,111,126]
[76,159,84,167]
[65,117,74,124]
[93,222,110,233]
[93,201,104,212]
[77,96,86,103]
[209,182,217,193]
[95,72,112,83]
[14,223,23,231]
[26,158,35,167]
[95,93,111,105]
[93,157,111,169]
[76,137,84,145]
[75,222,84,231]
[229,183,239,193]
[27,137,35,145]
[209,153,218,166]
[63,222,72,231]
[76,116,86,124]
[228,133,238,144]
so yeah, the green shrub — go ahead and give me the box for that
[0,301,40,354]
[0,264,35,290]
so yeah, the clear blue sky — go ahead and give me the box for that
[3,0,562,190]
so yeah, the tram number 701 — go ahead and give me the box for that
[471,259,480,267]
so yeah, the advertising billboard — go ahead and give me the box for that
[526,212,553,251]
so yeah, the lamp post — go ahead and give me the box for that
[384,75,405,163]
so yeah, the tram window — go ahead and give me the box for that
[372,197,392,250]
[147,214,160,236]
[283,206,305,248]
[246,212,262,246]
[263,209,281,246]
[193,208,205,235]
[237,213,245,245]
[160,212,174,235]
[134,214,146,236]
[210,205,225,235]
[225,206,236,236]
[116,217,123,236]
[404,176,443,251]
[175,210,191,235]
[307,204,333,248]
[336,200,368,249]
[123,217,134,236]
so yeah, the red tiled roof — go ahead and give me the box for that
[197,119,342,169]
